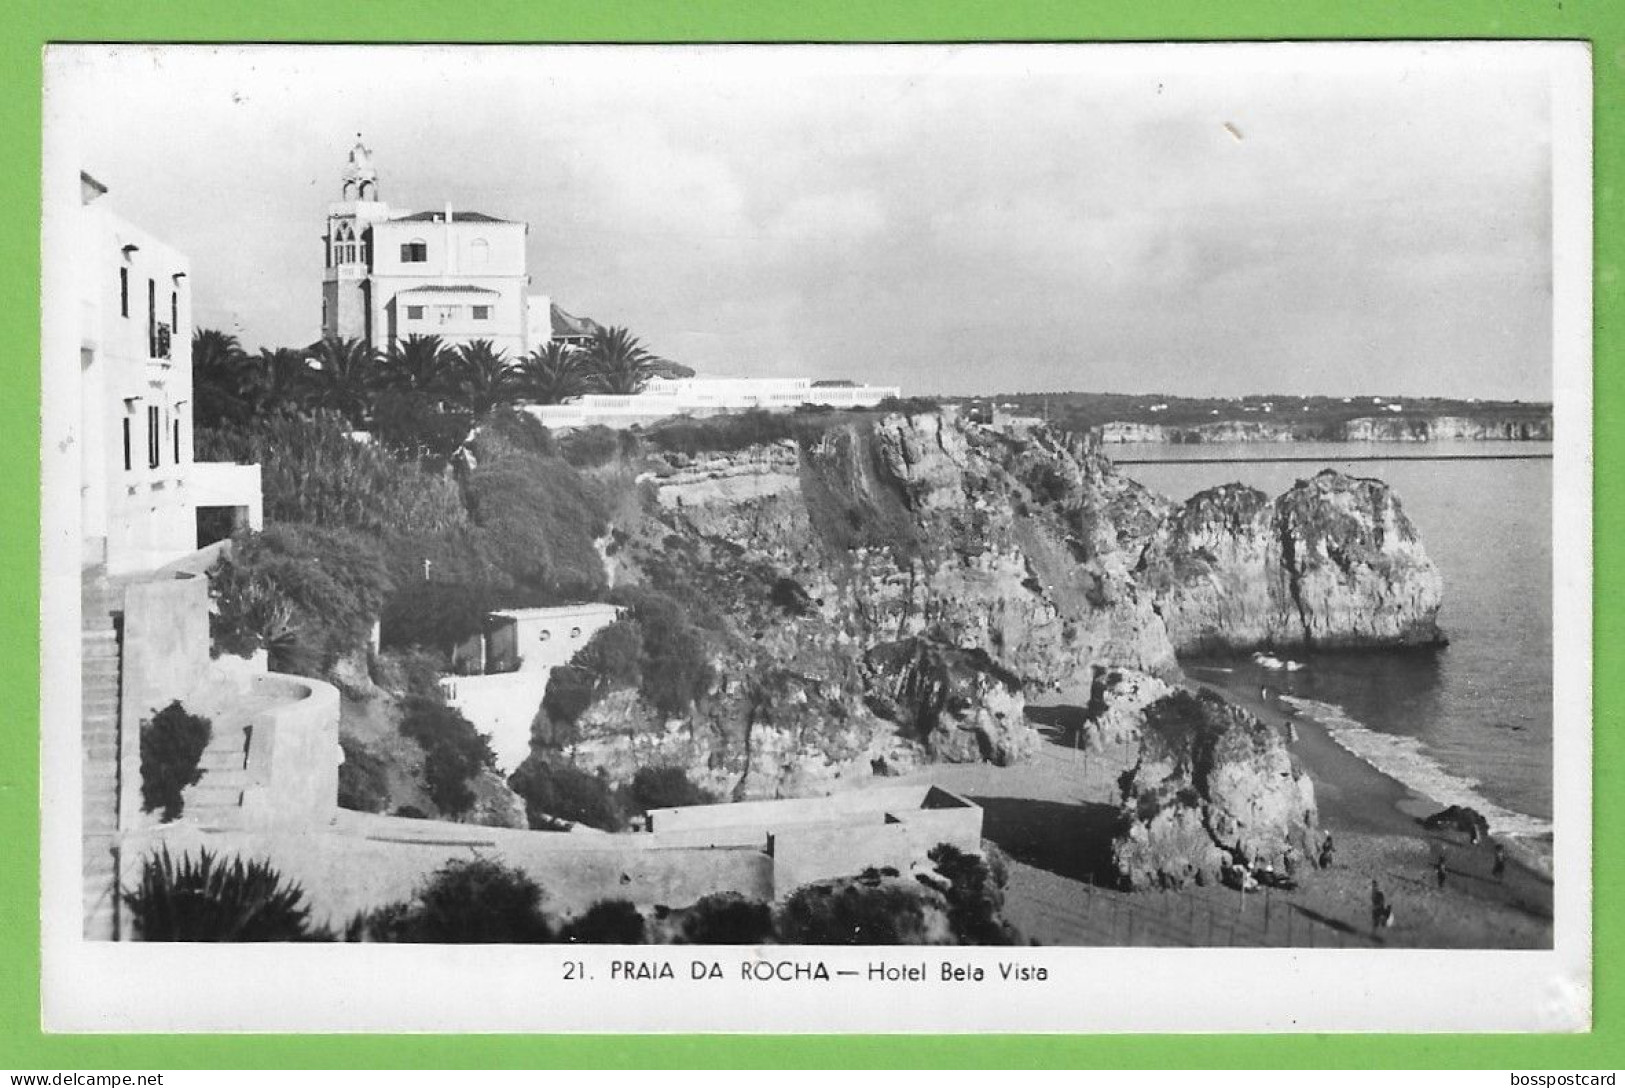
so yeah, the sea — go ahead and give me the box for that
[1115,440,1554,844]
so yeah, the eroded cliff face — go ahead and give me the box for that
[1107,686,1319,889]
[553,410,1177,799]
[1137,469,1444,653]
[523,411,1444,807]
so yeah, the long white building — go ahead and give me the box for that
[525,376,902,431]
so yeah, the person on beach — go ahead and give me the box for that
[1493,843,1507,881]
[1319,832,1335,869]
[1435,855,1447,889]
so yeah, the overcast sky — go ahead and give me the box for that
[48,44,1558,399]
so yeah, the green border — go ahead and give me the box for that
[3,0,1615,1069]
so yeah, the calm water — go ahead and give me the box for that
[1121,441,1553,834]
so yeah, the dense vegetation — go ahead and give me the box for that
[138,702,212,822]
[123,849,1019,944]
[396,698,496,817]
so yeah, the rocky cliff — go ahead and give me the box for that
[1137,469,1445,653]
[513,410,1444,808]
[1108,685,1319,889]
[543,409,1177,801]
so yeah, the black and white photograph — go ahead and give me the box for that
[39,42,1591,1033]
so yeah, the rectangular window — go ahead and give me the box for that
[400,242,428,262]
[147,405,160,468]
[171,290,178,336]
[119,267,129,318]
[147,279,156,356]
[173,418,181,464]
[472,305,491,320]
[122,417,132,471]
[406,305,424,320]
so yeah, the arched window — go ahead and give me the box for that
[468,237,489,269]
[334,222,357,265]
[401,238,428,263]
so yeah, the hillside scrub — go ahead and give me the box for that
[508,756,627,831]
[336,735,392,813]
[397,697,496,818]
[139,701,212,821]
[208,524,392,675]
[627,766,717,813]
[197,411,467,538]
[461,423,611,601]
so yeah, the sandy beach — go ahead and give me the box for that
[890,674,1553,948]
[1189,668,1553,948]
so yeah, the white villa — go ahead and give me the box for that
[321,137,592,357]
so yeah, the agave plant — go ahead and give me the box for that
[445,339,517,415]
[122,847,315,941]
[583,326,658,395]
[516,341,595,405]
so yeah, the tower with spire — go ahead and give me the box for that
[321,134,394,343]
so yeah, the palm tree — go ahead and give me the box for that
[515,341,595,405]
[383,334,453,398]
[191,328,251,429]
[305,336,382,427]
[583,326,658,396]
[245,347,312,415]
[444,339,516,415]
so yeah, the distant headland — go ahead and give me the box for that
[950,392,1553,444]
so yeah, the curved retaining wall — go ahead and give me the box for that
[239,672,342,830]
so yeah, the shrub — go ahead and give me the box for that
[645,409,796,457]
[124,847,313,941]
[627,766,716,814]
[533,620,645,747]
[678,893,775,945]
[561,899,646,944]
[337,735,392,814]
[928,842,1021,946]
[508,757,625,831]
[209,523,392,675]
[354,858,551,943]
[610,587,713,717]
[381,578,503,655]
[139,701,212,821]
[397,697,495,817]
[370,392,474,460]
[463,450,610,600]
[557,426,625,468]
[874,396,942,416]
[776,877,948,945]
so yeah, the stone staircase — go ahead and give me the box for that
[81,568,122,939]
[181,718,252,827]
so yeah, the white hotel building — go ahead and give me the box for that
[67,172,263,575]
[525,376,903,431]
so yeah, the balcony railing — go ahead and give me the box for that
[149,322,171,361]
